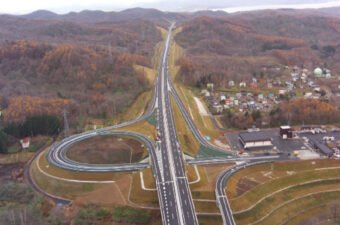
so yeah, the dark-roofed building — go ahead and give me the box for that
[239,132,272,149]
[313,141,334,157]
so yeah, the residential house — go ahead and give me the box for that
[279,89,286,95]
[258,94,264,100]
[201,89,210,97]
[212,104,223,113]
[207,83,214,91]
[250,82,257,88]
[267,82,273,88]
[228,80,235,87]
[305,92,313,98]
[239,81,247,88]
[220,95,226,101]
[20,137,30,149]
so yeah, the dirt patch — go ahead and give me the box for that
[194,97,209,116]
[66,135,146,164]
[236,177,259,196]
[0,163,25,184]
[73,183,126,206]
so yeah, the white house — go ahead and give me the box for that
[20,138,30,149]
[305,92,313,98]
[228,80,235,87]
[279,89,286,95]
[201,89,210,97]
[267,83,273,88]
[239,82,247,87]
[207,83,214,91]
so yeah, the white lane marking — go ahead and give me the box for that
[37,151,115,183]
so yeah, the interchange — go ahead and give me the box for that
[37,23,279,225]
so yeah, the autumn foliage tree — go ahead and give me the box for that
[5,96,69,123]
[270,99,340,126]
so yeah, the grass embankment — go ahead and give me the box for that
[171,95,200,156]
[31,159,129,206]
[129,171,159,207]
[0,151,34,164]
[250,191,340,225]
[117,90,153,123]
[33,151,160,207]
[169,27,183,81]
[153,26,168,70]
[224,159,340,225]
[176,85,221,140]
[234,180,340,224]
[140,168,156,189]
[169,27,227,148]
[187,164,234,214]
[115,120,156,142]
[198,215,223,225]
[284,203,339,225]
[37,151,128,181]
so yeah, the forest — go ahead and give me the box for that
[0,17,163,132]
[175,10,340,88]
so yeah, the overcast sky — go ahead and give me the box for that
[1,0,340,14]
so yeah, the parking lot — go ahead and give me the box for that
[225,129,307,153]
[298,131,340,143]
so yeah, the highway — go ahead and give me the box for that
[154,22,199,225]
[42,23,200,225]
[168,68,237,158]
[33,21,284,225]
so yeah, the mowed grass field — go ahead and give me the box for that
[66,135,147,164]
[171,95,200,156]
[224,159,340,225]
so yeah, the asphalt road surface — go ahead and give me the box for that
[154,23,198,225]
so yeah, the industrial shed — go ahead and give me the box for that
[239,132,272,149]
[313,141,334,157]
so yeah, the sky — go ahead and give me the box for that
[1,0,340,14]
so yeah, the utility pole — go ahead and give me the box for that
[63,109,70,137]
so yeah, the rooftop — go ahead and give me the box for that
[313,141,334,155]
[239,131,272,142]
